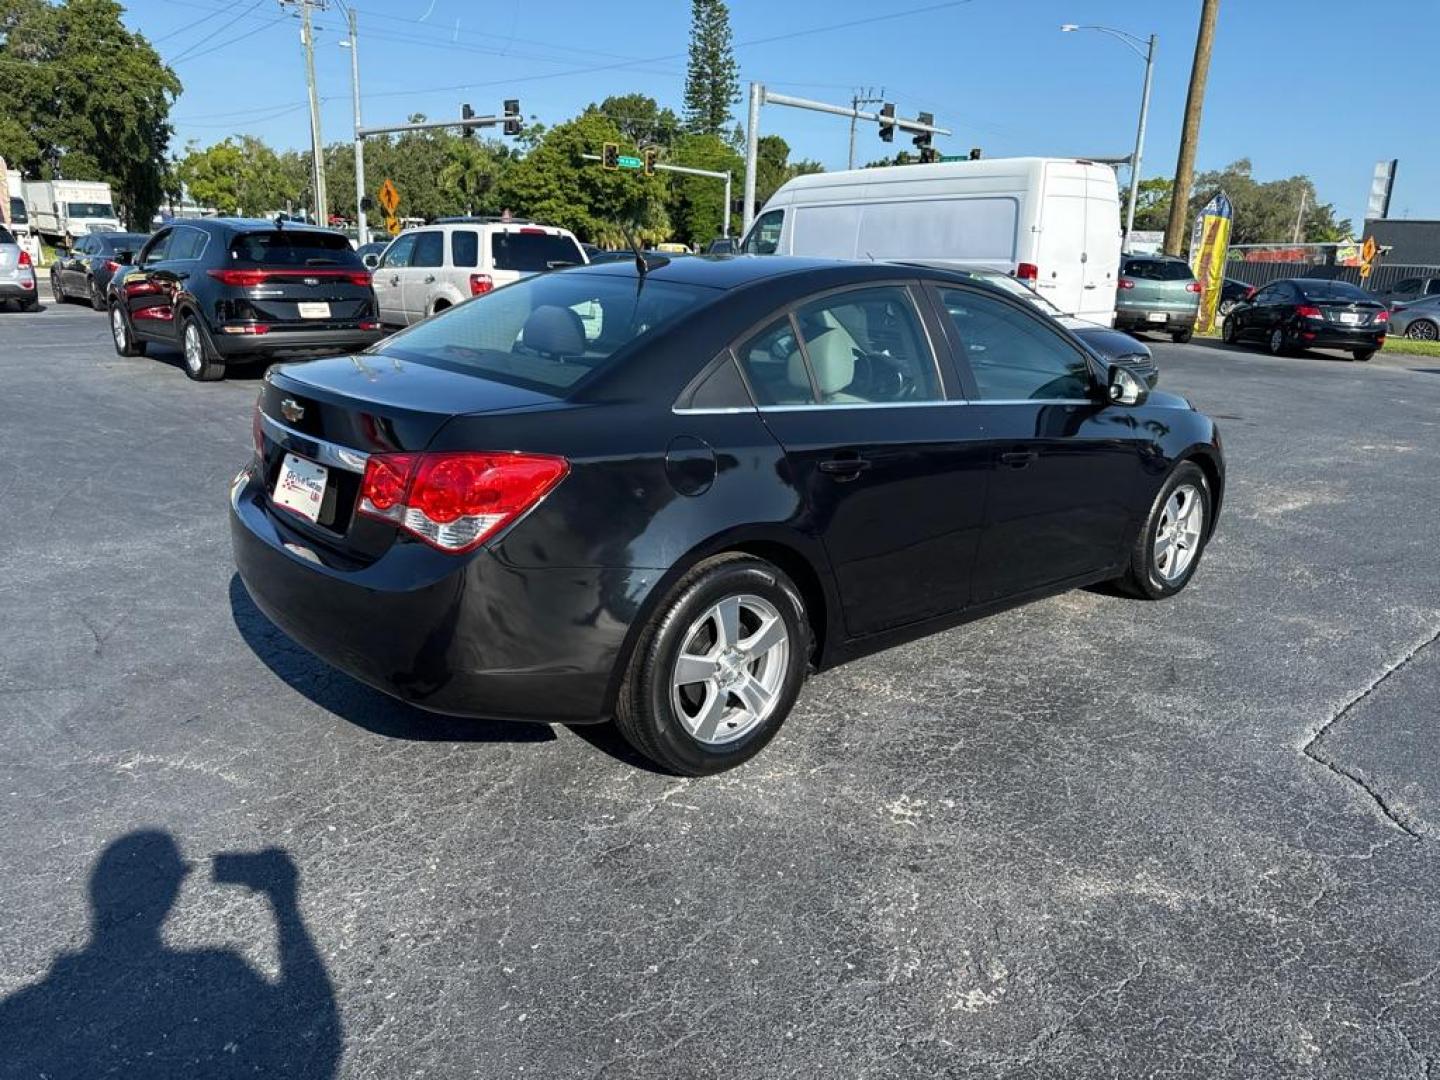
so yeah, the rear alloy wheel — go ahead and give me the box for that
[50,272,66,302]
[181,315,225,381]
[615,554,810,775]
[1222,317,1238,344]
[1116,461,1212,600]
[1267,327,1289,356]
[110,303,145,356]
[1406,319,1437,341]
[89,276,106,312]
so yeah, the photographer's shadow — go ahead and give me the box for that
[0,831,341,1078]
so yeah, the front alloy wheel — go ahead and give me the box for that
[616,554,810,775]
[1153,485,1205,585]
[1116,461,1212,599]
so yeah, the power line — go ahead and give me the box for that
[167,0,267,65]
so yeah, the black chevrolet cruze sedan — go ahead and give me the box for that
[232,256,1224,775]
[1222,277,1388,361]
[108,218,384,381]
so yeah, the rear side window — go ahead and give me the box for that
[789,286,941,404]
[168,228,207,261]
[490,231,584,272]
[1123,258,1194,281]
[737,317,812,405]
[1427,280,1440,295]
[412,231,443,268]
[451,230,479,268]
[229,230,359,267]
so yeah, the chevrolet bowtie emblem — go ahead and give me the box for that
[280,398,304,423]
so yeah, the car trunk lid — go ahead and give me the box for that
[1312,298,1386,328]
[218,229,376,330]
[257,354,558,559]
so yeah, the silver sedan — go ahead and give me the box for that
[1390,294,1440,340]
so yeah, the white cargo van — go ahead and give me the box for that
[741,157,1122,326]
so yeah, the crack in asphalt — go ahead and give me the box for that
[1301,625,1440,841]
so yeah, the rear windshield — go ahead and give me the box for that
[0,226,14,245]
[102,233,149,253]
[490,231,585,272]
[1123,258,1195,281]
[1298,280,1369,301]
[229,230,360,267]
[377,271,711,392]
[8,197,26,223]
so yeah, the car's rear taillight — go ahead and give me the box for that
[18,250,32,267]
[469,273,494,296]
[104,259,121,273]
[1117,277,1135,290]
[1016,262,1038,285]
[207,268,372,287]
[1186,281,1203,293]
[358,451,569,553]
[1295,305,1323,319]
[1244,286,1256,299]
[1375,309,1389,323]
[360,320,381,331]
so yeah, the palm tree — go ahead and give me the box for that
[439,141,493,216]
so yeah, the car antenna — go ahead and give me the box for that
[622,223,667,277]
[274,215,284,230]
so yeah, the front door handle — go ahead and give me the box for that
[999,449,1038,468]
[818,455,872,480]
[389,275,399,285]
[423,275,436,284]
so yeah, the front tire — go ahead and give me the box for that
[615,554,811,776]
[1116,462,1212,600]
[180,315,225,381]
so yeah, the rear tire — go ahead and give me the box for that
[1353,349,1376,363]
[614,554,811,776]
[180,315,225,381]
[1115,462,1212,600]
[1222,317,1238,344]
[88,276,106,311]
[21,295,40,312]
[1172,328,1194,344]
[110,302,145,356]
[1267,327,1289,356]
[50,272,67,302]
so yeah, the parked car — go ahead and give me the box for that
[742,157,1123,325]
[1222,277,1387,361]
[1385,293,1440,340]
[231,256,1224,775]
[356,240,389,269]
[1217,277,1253,317]
[1378,275,1440,308]
[107,218,383,381]
[0,224,39,311]
[372,218,587,328]
[51,232,149,310]
[1114,255,1202,343]
[942,266,1158,386]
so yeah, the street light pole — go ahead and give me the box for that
[343,9,367,245]
[1062,24,1157,253]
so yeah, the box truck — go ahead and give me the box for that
[740,157,1123,326]
[23,179,122,242]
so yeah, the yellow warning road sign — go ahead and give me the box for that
[385,214,401,236]
[378,179,400,216]
[1361,235,1377,264]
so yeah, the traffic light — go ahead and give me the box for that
[969,147,982,160]
[912,111,933,160]
[461,103,475,139]
[503,99,522,137]
[878,102,895,143]
[602,142,619,170]
[643,147,657,176]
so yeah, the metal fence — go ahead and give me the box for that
[1221,261,1440,296]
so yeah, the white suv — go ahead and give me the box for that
[372,218,587,328]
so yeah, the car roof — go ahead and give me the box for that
[178,216,348,236]
[572,254,906,289]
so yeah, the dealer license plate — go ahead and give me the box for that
[1146,312,1167,323]
[297,301,331,319]
[273,453,328,523]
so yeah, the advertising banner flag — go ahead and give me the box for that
[1189,191,1233,334]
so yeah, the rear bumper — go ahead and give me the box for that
[1114,308,1197,331]
[1295,326,1386,350]
[211,326,385,359]
[0,277,37,298]
[229,464,651,723]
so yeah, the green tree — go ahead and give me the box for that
[495,108,670,247]
[599,94,682,150]
[666,131,743,246]
[1190,160,1349,244]
[1122,176,1173,232]
[754,136,823,206]
[177,136,298,215]
[683,0,739,137]
[0,0,180,228]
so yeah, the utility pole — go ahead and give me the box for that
[282,0,329,225]
[1291,187,1308,243]
[1164,0,1220,255]
[847,87,885,170]
[345,7,366,244]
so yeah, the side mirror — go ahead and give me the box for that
[1107,364,1149,407]
[362,253,380,269]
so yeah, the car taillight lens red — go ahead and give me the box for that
[1244,286,1256,299]
[1375,309,1389,323]
[469,273,494,296]
[18,250,32,267]
[1186,281,1203,293]
[1016,262,1038,284]
[208,268,372,287]
[104,259,121,273]
[357,451,569,553]
[1295,305,1322,319]
[1117,277,1135,289]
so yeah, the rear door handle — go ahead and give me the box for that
[423,275,435,284]
[818,456,872,479]
[999,450,1038,468]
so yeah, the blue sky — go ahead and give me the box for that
[135,0,1438,229]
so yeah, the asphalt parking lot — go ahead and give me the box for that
[2,297,1438,1078]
